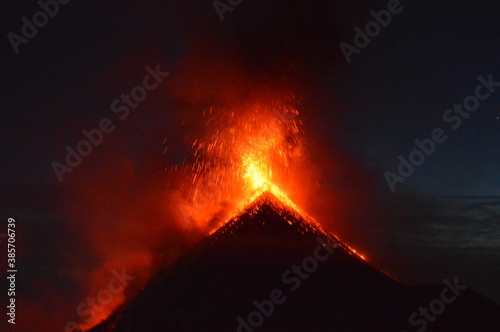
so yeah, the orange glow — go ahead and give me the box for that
[76,100,369,332]
[172,100,367,262]
[173,101,304,230]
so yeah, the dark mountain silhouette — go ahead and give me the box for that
[89,192,500,332]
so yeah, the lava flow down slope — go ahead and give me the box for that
[88,191,500,332]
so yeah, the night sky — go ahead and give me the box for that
[0,0,499,330]
[1,1,499,192]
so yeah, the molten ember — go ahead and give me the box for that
[170,100,366,260]
[171,101,305,230]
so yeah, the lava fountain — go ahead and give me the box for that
[171,100,304,231]
[82,99,367,332]
[170,99,366,260]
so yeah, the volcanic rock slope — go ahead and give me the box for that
[91,192,500,332]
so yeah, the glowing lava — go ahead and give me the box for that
[169,101,367,261]
[170,101,305,230]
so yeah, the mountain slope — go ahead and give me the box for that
[89,192,500,332]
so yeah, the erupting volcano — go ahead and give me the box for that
[83,104,500,332]
[88,190,500,332]
[170,101,310,233]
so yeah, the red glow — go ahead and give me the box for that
[172,101,304,230]
[171,100,368,260]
